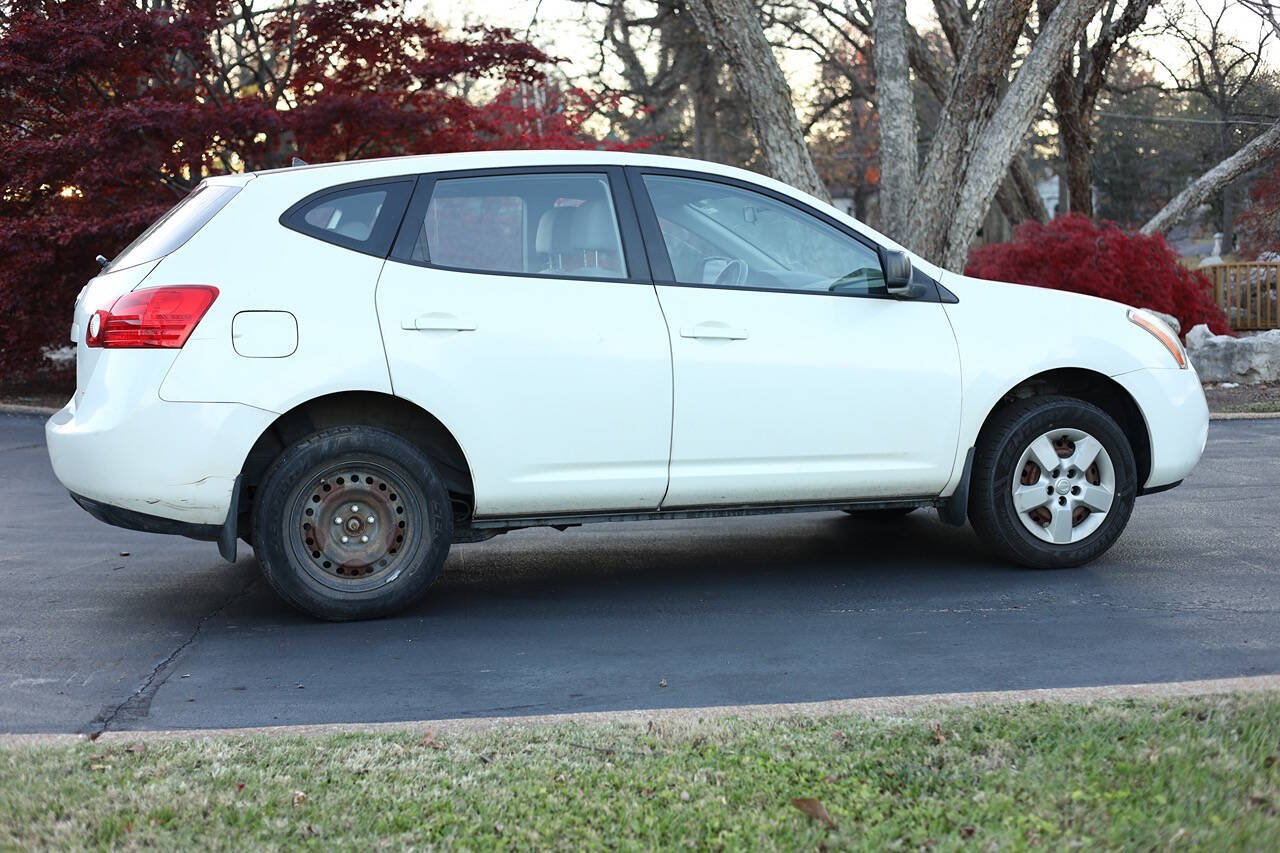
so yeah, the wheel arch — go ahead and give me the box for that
[234,391,475,542]
[974,368,1152,490]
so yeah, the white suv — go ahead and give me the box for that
[46,151,1208,620]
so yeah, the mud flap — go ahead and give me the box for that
[937,447,975,527]
[218,475,242,563]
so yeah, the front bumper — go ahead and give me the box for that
[1113,366,1209,490]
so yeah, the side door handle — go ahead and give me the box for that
[401,312,477,332]
[680,322,749,340]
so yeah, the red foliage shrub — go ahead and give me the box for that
[964,214,1229,336]
[0,0,645,375]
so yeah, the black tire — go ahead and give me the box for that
[842,507,917,518]
[968,395,1136,569]
[252,426,453,620]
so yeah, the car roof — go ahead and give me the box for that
[253,149,762,186]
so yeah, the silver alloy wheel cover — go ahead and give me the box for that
[1010,427,1116,545]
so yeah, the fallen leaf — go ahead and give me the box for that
[792,797,836,829]
[823,774,839,783]
[1169,828,1188,844]
[932,722,945,744]
[832,730,845,742]
[421,730,444,749]
[960,826,976,838]
[293,790,307,806]
[90,764,109,771]
[126,742,146,754]
[641,788,654,797]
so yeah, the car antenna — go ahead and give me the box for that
[291,156,307,167]
[95,254,109,269]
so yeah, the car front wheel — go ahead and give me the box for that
[968,396,1136,569]
[253,426,452,620]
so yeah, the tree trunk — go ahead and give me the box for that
[936,0,1107,271]
[873,0,917,237]
[1012,157,1050,223]
[1057,104,1093,217]
[905,0,1035,259]
[907,19,1047,227]
[1219,120,1235,251]
[684,0,830,201]
[1140,118,1280,236]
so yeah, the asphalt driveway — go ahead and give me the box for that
[1,413,1277,734]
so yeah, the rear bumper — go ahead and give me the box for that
[70,490,221,541]
[45,353,273,533]
[1112,367,1209,491]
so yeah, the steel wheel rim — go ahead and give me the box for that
[1010,427,1116,545]
[286,459,424,593]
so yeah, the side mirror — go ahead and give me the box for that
[882,249,912,296]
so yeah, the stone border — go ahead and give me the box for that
[1209,411,1280,420]
[2,674,1276,746]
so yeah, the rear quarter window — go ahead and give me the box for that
[281,179,414,257]
[107,183,240,273]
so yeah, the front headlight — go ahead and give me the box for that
[1128,309,1187,369]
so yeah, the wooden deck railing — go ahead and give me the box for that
[1206,262,1280,331]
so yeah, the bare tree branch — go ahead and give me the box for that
[1140,117,1280,235]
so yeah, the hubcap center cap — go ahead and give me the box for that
[1054,478,1072,496]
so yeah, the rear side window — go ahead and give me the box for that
[395,173,628,279]
[281,179,414,257]
[107,183,240,273]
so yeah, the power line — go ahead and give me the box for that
[1097,111,1279,126]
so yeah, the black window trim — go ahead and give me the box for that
[280,175,418,259]
[625,165,945,303]
[386,165,652,285]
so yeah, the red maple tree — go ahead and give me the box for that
[0,0,638,375]
[965,214,1230,336]
[1236,162,1280,258]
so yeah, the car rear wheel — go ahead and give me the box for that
[253,426,452,620]
[968,396,1136,569]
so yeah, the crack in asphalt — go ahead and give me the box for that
[84,575,259,739]
[0,443,43,454]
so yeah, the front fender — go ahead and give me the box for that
[938,272,1186,493]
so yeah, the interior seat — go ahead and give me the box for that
[535,208,573,272]
[566,200,623,278]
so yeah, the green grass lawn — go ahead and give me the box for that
[3,694,1278,849]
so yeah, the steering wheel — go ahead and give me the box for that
[713,258,749,287]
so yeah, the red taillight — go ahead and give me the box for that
[86,285,218,349]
